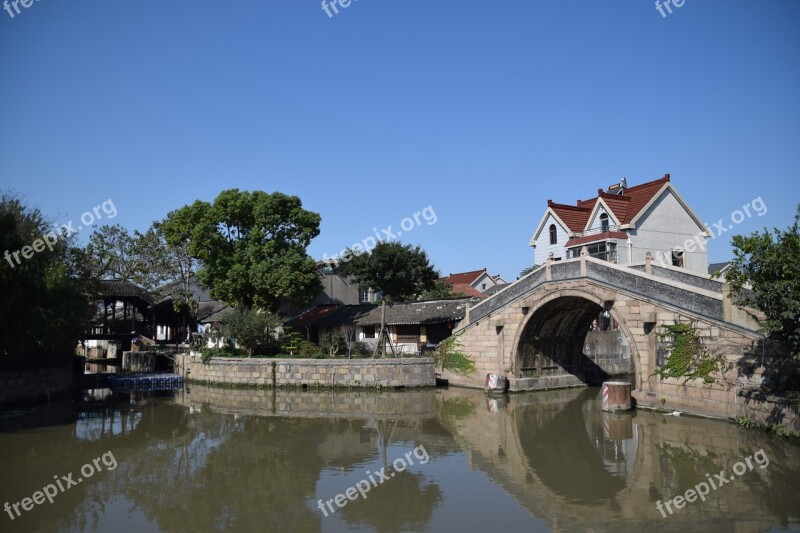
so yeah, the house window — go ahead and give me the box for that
[600,213,609,233]
[395,325,419,344]
[481,283,487,290]
[362,326,376,338]
[571,242,617,262]
[359,289,370,302]
[549,224,557,245]
[671,249,685,268]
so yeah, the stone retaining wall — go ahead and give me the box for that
[175,354,435,388]
[0,364,73,406]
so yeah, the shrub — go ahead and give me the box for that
[298,340,322,358]
[219,308,281,356]
[434,335,476,377]
[320,332,347,358]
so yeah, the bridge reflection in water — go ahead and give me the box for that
[1,386,798,532]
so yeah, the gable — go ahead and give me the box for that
[530,210,571,246]
[631,185,708,234]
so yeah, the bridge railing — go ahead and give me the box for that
[464,256,737,331]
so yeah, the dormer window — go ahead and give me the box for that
[600,213,609,233]
[549,224,557,245]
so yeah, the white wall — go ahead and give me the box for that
[533,213,570,266]
[629,189,708,274]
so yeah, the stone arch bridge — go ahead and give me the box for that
[450,253,775,418]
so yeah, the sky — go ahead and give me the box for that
[1,0,799,281]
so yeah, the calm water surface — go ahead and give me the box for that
[1,385,799,532]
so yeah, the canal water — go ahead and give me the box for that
[1,385,799,532]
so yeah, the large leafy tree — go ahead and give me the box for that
[338,241,438,302]
[0,193,92,362]
[160,189,322,311]
[723,206,800,360]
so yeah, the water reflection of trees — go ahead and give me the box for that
[339,470,443,533]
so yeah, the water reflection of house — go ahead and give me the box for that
[286,298,476,354]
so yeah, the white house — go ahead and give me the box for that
[529,174,710,274]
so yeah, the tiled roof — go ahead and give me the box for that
[450,283,488,299]
[566,231,628,247]
[484,283,509,296]
[547,174,671,232]
[286,305,340,328]
[306,305,378,329]
[443,269,486,286]
[359,299,474,326]
[86,279,155,304]
[153,274,213,305]
[199,306,234,324]
[548,202,592,233]
[607,175,670,223]
[292,299,476,328]
[197,300,231,323]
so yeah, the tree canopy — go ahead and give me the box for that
[722,206,800,360]
[160,189,322,311]
[337,241,438,302]
[0,193,91,362]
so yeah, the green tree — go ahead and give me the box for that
[218,308,282,357]
[519,264,538,277]
[433,334,476,377]
[0,193,92,362]
[722,207,800,360]
[281,327,304,356]
[160,189,322,311]
[338,242,438,302]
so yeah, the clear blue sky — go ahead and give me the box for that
[2,0,798,281]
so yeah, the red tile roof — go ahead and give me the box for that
[286,305,340,327]
[566,231,628,248]
[548,174,670,232]
[449,283,488,299]
[443,269,487,286]
[548,202,592,233]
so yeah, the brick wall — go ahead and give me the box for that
[175,355,435,388]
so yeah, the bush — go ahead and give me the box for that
[320,332,347,357]
[298,340,322,358]
[434,335,476,377]
[219,308,281,356]
[351,341,372,358]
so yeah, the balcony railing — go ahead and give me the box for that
[571,224,621,238]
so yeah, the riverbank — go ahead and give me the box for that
[174,353,436,388]
[0,361,73,407]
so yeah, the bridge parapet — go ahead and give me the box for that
[465,256,757,334]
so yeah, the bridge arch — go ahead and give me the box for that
[511,288,639,388]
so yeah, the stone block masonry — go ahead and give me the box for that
[175,354,436,389]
